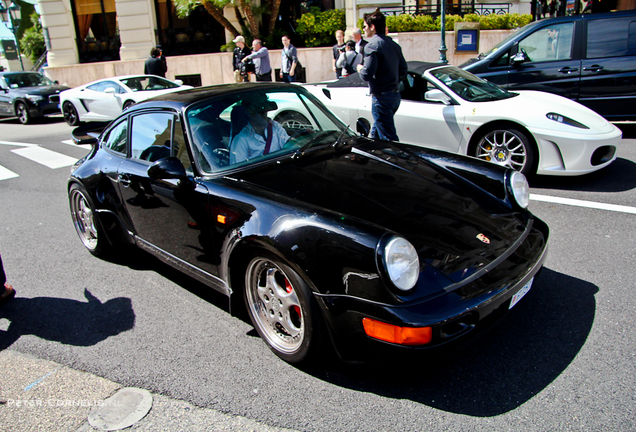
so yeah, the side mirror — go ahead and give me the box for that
[425,89,451,105]
[54,80,59,84]
[356,118,371,137]
[148,157,189,186]
[104,87,116,95]
[175,79,183,86]
[511,52,527,65]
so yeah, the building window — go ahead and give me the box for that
[71,0,121,63]
[153,0,225,56]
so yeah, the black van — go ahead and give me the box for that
[461,11,636,120]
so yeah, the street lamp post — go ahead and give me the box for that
[0,0,24,70]
[438,0,448,63]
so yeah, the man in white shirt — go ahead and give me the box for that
[230,95,290,164]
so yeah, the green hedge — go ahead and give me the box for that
[296,8,347,47]
[355,13,532,33]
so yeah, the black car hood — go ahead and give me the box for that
[234,139,528,284]
[10,85,69,96]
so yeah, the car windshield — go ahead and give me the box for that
[120,76,180,92]
[3,73,54,88]
[186,87,354,174]
[430,66,516,102]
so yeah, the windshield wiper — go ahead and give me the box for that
[292,130,341,159]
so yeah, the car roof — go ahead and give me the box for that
[129,82,310,111]
[0,71,44,77]
[325,61,442,88]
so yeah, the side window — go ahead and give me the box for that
[587,17,636,59]
[131,113,174,162]
[519,22,574,62]
[172,117,192,173]
[102,120,127,154]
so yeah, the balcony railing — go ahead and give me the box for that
[380,2,512,17]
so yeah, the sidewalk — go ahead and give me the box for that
[0,350,296,432]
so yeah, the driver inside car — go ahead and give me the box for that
[229,94,289,164]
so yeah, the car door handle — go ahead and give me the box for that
[118,174,131,187]
[558,67,579,74]
[583,65,604,72]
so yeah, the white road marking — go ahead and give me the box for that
[0,165,19,180]
[0,140,38,147]
[11,146,78,169]
[531,194,636,215]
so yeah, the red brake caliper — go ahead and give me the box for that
[285,279,302,318]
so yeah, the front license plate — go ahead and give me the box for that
[509,278,533,309]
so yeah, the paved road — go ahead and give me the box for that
[1,115,635,431]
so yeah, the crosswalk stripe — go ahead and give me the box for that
[0,141,38,147]
[0,165,19,180]
[11,147,78,169]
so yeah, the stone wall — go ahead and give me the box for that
[43,30,516,88]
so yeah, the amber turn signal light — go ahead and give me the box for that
[362,318,432,346]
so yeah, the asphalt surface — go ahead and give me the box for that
[0,115,635,431]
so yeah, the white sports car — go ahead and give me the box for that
[60,75,192,126]
[304,62,622,176]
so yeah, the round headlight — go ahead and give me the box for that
[510,171,530,209]
[384,236,419,291]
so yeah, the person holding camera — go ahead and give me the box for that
[336,40,362,78]
[243,39,272,82]
[232,35,252,83]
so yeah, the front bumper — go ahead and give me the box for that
[533,125,622,176]
[316,218,549,363]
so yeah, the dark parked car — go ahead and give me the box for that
[68,83,548,364]
[0,71,69,124]
[461,11,636,120]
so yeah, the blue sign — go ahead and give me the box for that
[456,29,479,52]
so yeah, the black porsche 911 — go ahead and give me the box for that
[68,83,548,364]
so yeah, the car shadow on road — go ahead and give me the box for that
[529,157,636,193]
[301,268,597,417]
[0,289,135,351]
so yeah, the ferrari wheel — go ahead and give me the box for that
[16,102,31,125]
[69,184,109,257]
[123,100,135,111]
[244,255,323,363]
[63,102,80,126]
[473,127,535,176]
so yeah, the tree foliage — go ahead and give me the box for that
[20,12,45,62]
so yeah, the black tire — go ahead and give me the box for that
[123,100,135,111]
[275,111,312,130]
[63,102,81,126]
[68,183,110,257]
[243,253,324,363]
[16,102,31,125]
[471,126,536,176]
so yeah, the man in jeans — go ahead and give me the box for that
[243,39,272,82]
[356,9,407,142]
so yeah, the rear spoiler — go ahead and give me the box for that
[71,122,110,145]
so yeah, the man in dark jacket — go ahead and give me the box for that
[144,47,167,77]
[356,9,407,141]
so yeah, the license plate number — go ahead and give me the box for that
[509,278,533,309]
